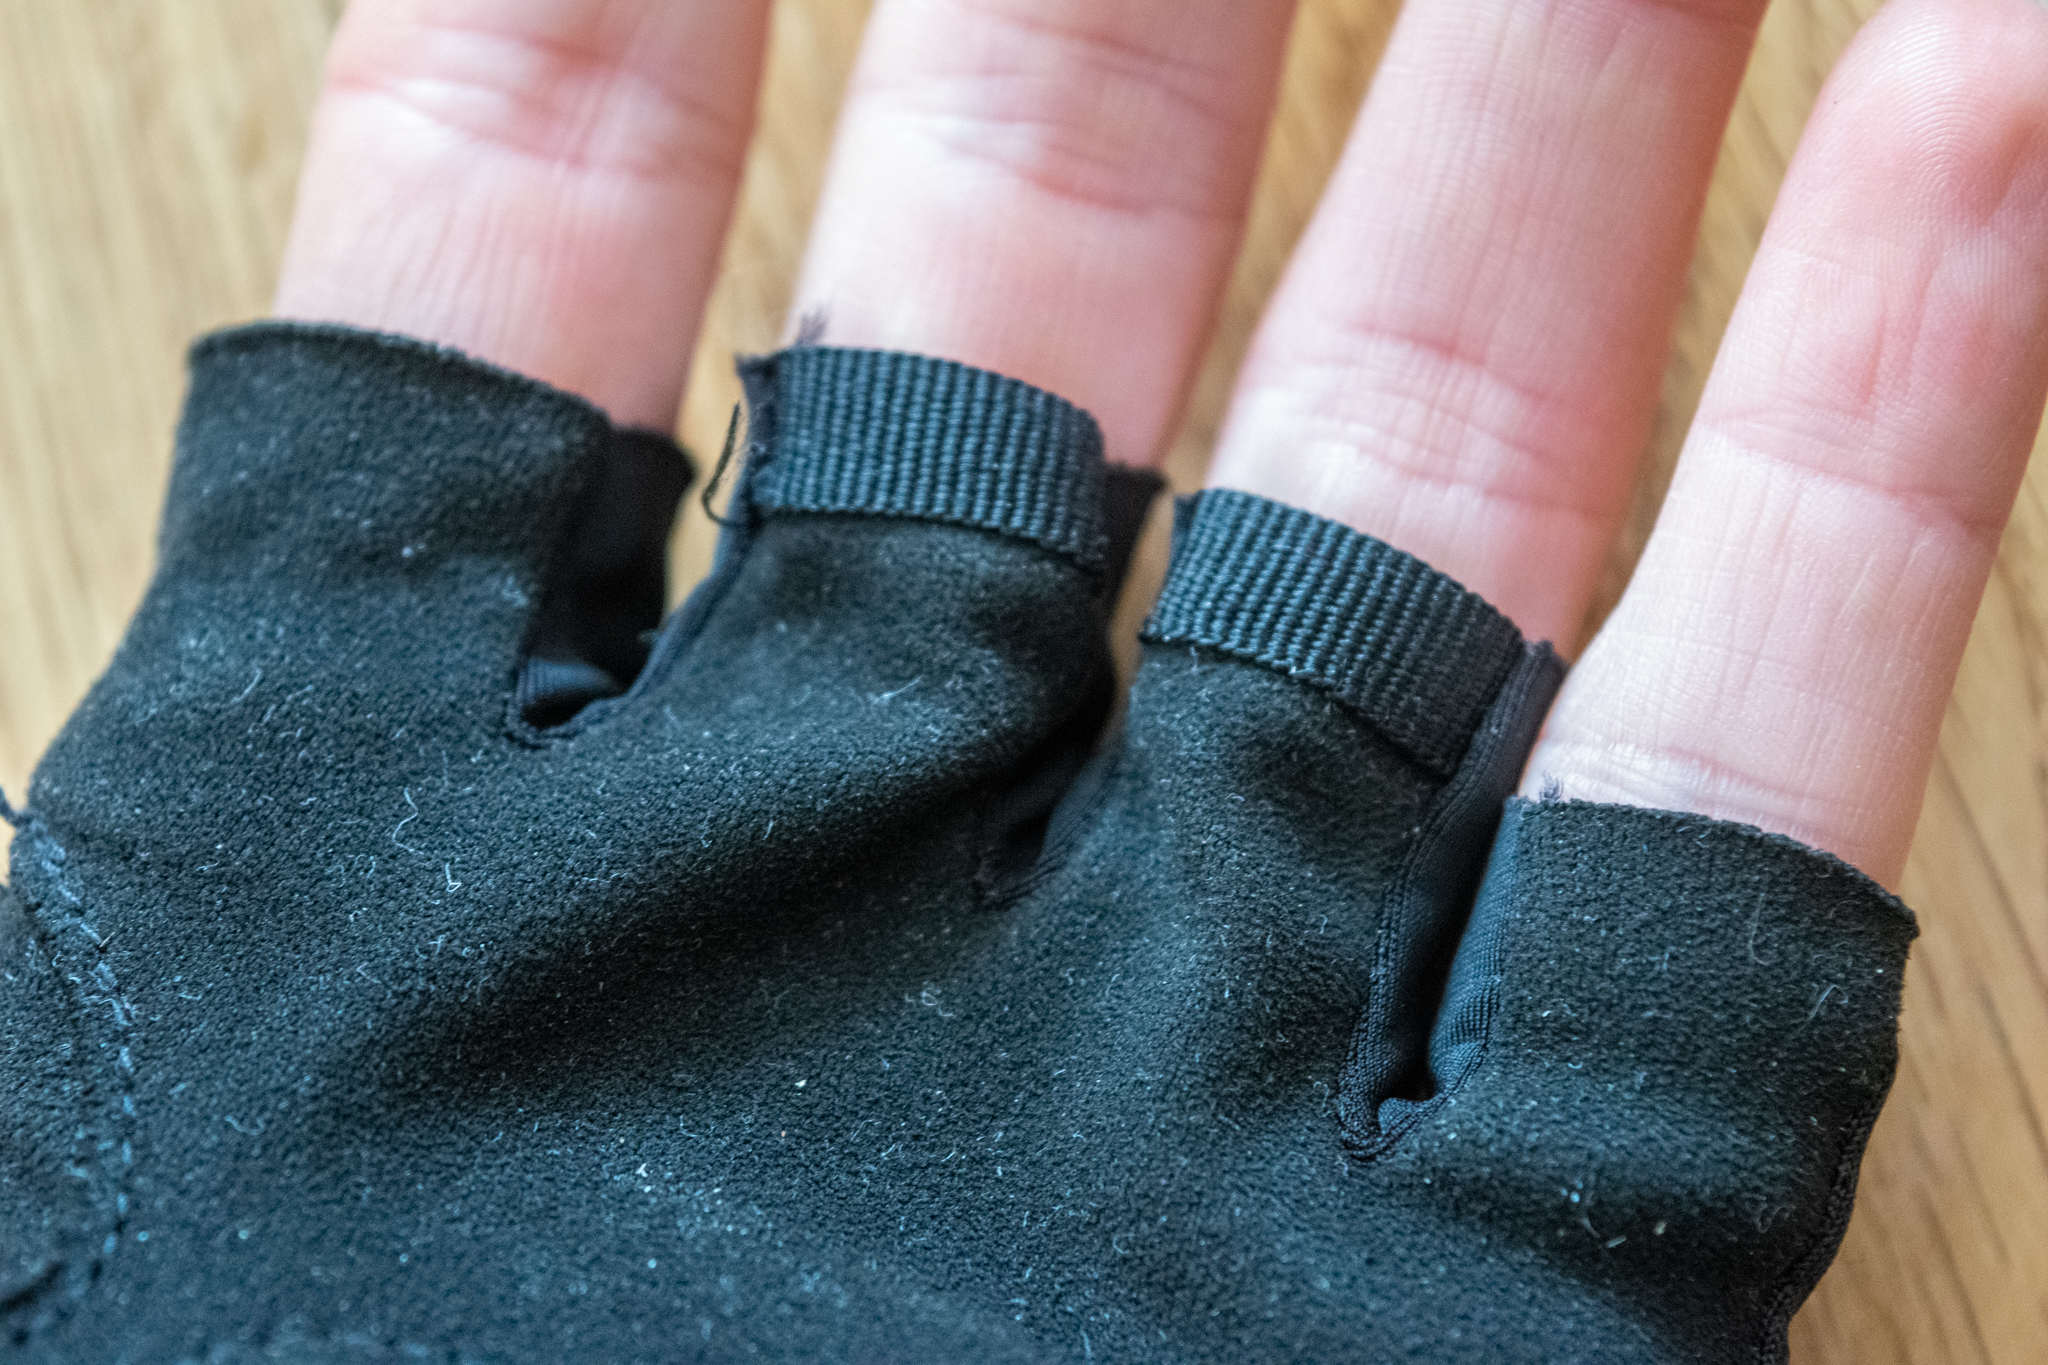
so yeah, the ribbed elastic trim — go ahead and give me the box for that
[1143,490,1524,776]
[748,348,1108,573]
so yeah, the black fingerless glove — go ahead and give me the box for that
[2,325,1914,1364]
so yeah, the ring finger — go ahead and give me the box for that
[1206,0,1771,646]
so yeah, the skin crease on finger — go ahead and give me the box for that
[273,0,771,431]
[1207,0,1774,647]
[1524,0,2048,889]
[260,0,2046,897]
[787,0,1296,467]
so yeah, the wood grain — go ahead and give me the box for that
[1,2,2042,1360]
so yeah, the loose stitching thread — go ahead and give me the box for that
[699,403,745,529]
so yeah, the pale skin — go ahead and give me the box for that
[275,0,2048,892]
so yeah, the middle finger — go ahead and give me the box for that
[788,0,1298,468]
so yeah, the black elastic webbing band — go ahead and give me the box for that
[748,347,1109,574]
[1143,490,1525,776]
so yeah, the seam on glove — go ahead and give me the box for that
[512,427,695,730]
[1426,798,1915,1358]
[516,356,785,744]
[1338,641,1564,1159]
[975,687,1126,912]
[2,819,133,1332]
[550,346,1123,747]
[0,882,84,1324]
[1752,949,1901,1362]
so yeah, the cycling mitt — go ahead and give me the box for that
[2,324,1915,1363]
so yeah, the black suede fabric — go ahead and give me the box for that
[2,324,1915,1364]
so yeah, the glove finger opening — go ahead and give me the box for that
[1055,490,1553,1095]
[1406,798,1916,1356]
[512,427,692,730]
[564,348,1159,896]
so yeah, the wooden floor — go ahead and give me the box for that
[2,2,2043,1360]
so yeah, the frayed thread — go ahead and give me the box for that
[0,785,18,827]
[700,402,745,528]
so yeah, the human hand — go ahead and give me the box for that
[10,2,2045,1359]
[274,0,2048,892]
